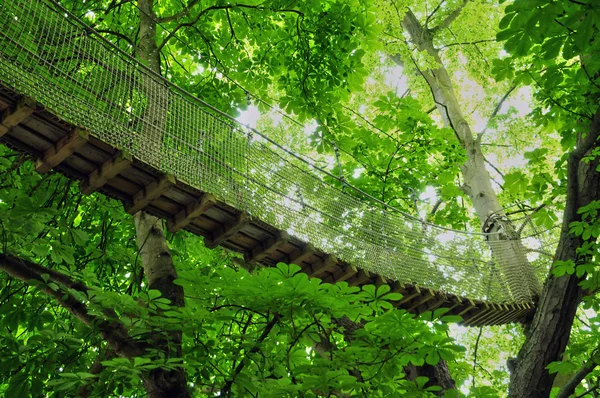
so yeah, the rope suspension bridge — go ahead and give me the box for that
[0,0,555,326]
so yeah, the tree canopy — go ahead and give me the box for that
[0,0,599,397]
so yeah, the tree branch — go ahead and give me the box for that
[157,0,202,23]
[425,0,445,29]
[0,254,144,360]
[557,357,598,398]
[221,312,281,395]
[429,0,469,33]
[95,29,138,51]
[156,3,304,52]
[440,39,496,49]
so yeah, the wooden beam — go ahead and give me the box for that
[289,243,315,266]
[398,289,422,305]
[457,300,477,317]
[389,280,405,293]
[308,254,338,278]
[474,304,502,326]
[81,150,133,195]
[245,230,289,265]
[126,174,176,214]
[167,193,217,233]
[408,291,435,312]
[423,297,448,313]
[36,128,89,173]
[332,264,358,283]
[0,97,35,137]
[483,305,510,326]
[374,275,388,287]
[205,212,250,249]
[347,269,371,287]
[463,304,491,326]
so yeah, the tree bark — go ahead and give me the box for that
[398,8,540,302]
[509,109,600,397]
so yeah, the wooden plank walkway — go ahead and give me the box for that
[0,87,535,326]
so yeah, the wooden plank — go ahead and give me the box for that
[457,300,477,317]
[475,304,503,326]
[205,212,250,249]
[167,193,217,233]
[82,151,133,194]
[35,128,89,173]
[485,307,511,326]
[398,290,422,305]
[289,243,315,266]
[126,174,176,214]
[463,304,491,326]
[245,230,289,265]
[348,269,371,287]
[0,96,35,137]
[332,264,358,283]
[408,291,435,312]
[374,276,388,287]
[496,308,527,326]
[308,254,338,278]
[389,280,405,293]
[423,297,448,313]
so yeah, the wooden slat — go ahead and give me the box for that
[485,307,511,326]
[308,254,338,278]
[245,230,289,265]
[126,174,176,214]
[457,300,477,317]
[168,193,217,233]
[374,276,387,287]
[81,150,133,195]
[497,307,528,325]
[389,280,404,293]
[408,291,435,312]
[332,264,358,283]
[348,269,371,286]
[463,304,491,326]
[475,304,502,326]
[0,96,35,137]
[35,128,89,173]
[399,290,422,305]
[424,297,448,313]
[289,243,315,266]
[205,212,250,249]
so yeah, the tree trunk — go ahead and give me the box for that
[398,9,540,302]
[509,111,600,397]
[133,1,189,396]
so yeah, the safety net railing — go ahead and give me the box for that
[0,0,553,304]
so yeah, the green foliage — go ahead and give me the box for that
[0,154,469,396]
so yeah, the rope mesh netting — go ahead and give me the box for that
[0,0,555,304]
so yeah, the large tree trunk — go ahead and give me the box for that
[134,213,189,398]
[132,1,189,396]
[398,9,540,302]
[509,111,600,397]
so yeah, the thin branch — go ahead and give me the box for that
[430,0,469,33]
[440,39,496,49]
[557,356,599,398]
[95,29,137,51]
[221,313,281,396]
[0,254,144,359]
[157,0,202,22]
[425,0,445,28]
[472,325,484,388]
[481,84,517,135]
